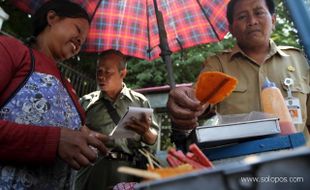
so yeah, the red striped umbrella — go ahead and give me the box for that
[10,0,229,86]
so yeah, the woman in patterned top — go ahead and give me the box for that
[0,0,108,189]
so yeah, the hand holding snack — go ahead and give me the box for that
[195,71,238,105]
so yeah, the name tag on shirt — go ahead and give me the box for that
[285,97,302,124]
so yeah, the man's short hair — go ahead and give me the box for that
[99,50,127,70]
[226,0,275,25]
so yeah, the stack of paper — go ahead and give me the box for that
[109,107,153,139]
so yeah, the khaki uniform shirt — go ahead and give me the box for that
[79,83,159,154]
[75,84,159,190]
[201,40,310,138]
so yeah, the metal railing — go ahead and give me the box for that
[58,63,97,97]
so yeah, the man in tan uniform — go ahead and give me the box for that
[75,50,159,190]
[167,0,309,147]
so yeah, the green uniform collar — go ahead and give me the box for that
[99,83,134,103]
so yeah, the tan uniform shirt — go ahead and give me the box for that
[201,40,310,138]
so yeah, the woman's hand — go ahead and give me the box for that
[58,125,109,170]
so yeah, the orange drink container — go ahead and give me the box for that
[261,78,296,135]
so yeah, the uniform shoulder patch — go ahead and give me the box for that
[217,49,232,55]
[131,90,148,101]
[82,91,100,101]
[278,45,302,52]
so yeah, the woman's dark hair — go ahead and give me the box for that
[32,0,90,37]
[226,0,275,25]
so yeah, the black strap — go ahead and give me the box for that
[0,47,35,109]
[101,98,121,125]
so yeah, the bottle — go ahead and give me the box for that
[261,78,296,135]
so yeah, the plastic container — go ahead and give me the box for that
[261,78,296,135]
[135,146,310,190]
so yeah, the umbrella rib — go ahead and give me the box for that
[90,0,103,22]
[146,0,151,60]
[195,0,220,41]
[176,38,185,61]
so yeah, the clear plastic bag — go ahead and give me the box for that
[203,111,277,127]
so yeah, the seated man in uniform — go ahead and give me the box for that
[75,50,159,190]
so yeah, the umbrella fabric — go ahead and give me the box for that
[10,0,229,61]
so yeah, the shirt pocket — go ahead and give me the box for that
[233,80,247,93]
[228,79,248,106]
[279,74,309,129]
[217,80,248,114]
[280,75,310,95]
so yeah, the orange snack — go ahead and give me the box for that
[147,164,195,178]
[195,71,238,104]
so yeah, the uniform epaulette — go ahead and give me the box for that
[278,45,302,52]
[82,91,100,101]
[221,49,232,53]
[131,90,148,101]
[80,91,101,110]
[214,49,232,56]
